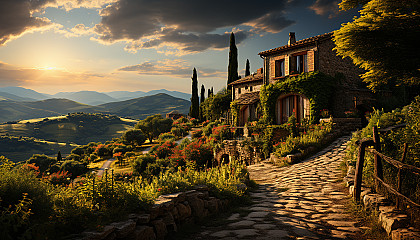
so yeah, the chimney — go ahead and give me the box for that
[288,32,296,45]
[257,68,263,74]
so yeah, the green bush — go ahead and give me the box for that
[27,154,57,172]
[158,132,176,142]
[131,155,156,175]
[345,96,420,203]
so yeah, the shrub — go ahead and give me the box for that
[158,132,176,142]
[131,155,156,175]
[59,160,88,178]
[27,154,57,173]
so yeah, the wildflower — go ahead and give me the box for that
[157,188,162,192]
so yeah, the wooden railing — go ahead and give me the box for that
[354,125,420,221]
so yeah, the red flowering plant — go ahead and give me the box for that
[43,171,71,185]
[152,140,177,159]
[182,139,213,169]
[211,125,230,141]
[22,163,40,177]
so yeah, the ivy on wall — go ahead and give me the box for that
[260,71,336,124]
[230,100,240,126]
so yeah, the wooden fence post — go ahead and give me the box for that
[354,141,368,201]
[397,143,408,208]
[373,126,383,180]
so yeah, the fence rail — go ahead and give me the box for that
[354,125,420,223]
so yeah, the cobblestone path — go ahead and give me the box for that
[193,136,366,240]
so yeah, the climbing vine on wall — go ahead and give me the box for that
[230,100,240,126]
[260,71,336,124]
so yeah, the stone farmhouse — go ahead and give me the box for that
[229,32,373,126]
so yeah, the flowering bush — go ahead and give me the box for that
[44,171,71,185]
[211,124,230,141]
[273,121,333,161]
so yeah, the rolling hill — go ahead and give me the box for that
[0,99,101,123]
[0,92,36,101]
[0,87,48,100]
[51,91,118,105]
[0,93,190,123]
[99,93,190,119]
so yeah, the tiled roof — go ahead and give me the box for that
[259,32,333,56]
[228,73,263,86]
[236,91,260,105]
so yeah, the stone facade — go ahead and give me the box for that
[74,186,230,240]
[229,31,374,125]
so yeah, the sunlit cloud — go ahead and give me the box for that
[309,0,340,18]
[118,59,226,78]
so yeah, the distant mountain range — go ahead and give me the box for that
[0,87,191,106]
[0,93,190,123]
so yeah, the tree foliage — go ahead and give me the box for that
[228,33,239,85]
[334,0,420,90]
[135,114,173,143]
[121,129,146,146]
[201,88,232,121]
[189,68,200,118]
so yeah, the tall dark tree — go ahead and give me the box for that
[211,87,214,96]
[199,84,206,121]
[189,68,199,118]
[200,84,205,103]
[208,88,212,98]
[245,59,250,77]
[57,151,62,162]
[227,32,239,85]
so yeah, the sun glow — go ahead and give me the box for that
[38,66,58,71]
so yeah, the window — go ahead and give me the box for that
[245,86,248,90]
[275,59,285,77]
[238,87,241,94]
[250,86,253,91]
[293,53,308,74]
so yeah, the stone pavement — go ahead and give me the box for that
[192,136,366,239]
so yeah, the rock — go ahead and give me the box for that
[151,219,167,240]
[129,226,156,240]
[379,210,409,235]
[153,196,175,213]
[187,194,205,218]
[391,227,420,240]
[176,203,191,220]
[111,220,136,239]
[170,205,179,221]
[81,225,116,240]
[193,185,209,192]
[207,198,219,213]
[162,212,177,232]
[160,192,186,203]
[363,194,390,209]
[138,214,151,224]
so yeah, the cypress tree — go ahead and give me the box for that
[208,88,212,98]
[211,87,214,96]
[57,151,62,162]
[245,59,250,77]
[189,68,199,119]
[227,32,239,85]
[200,84,205,103]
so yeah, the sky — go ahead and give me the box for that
[0,0,359,94]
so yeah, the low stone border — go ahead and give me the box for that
[343,166,420,239]
[73,185,229,240]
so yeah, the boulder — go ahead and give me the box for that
[151,219,167,240]
[176,203,191,220]
[128,226,156,240]
[111,220,136,239]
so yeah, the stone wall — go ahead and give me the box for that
[214,140,264,166]
[76,186,229,240]
[234,81,262,100]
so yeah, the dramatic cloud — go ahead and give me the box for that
[93,0,296,53]
[0,0,56,45]
[119,59,225,78]
[309,0,340,18]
